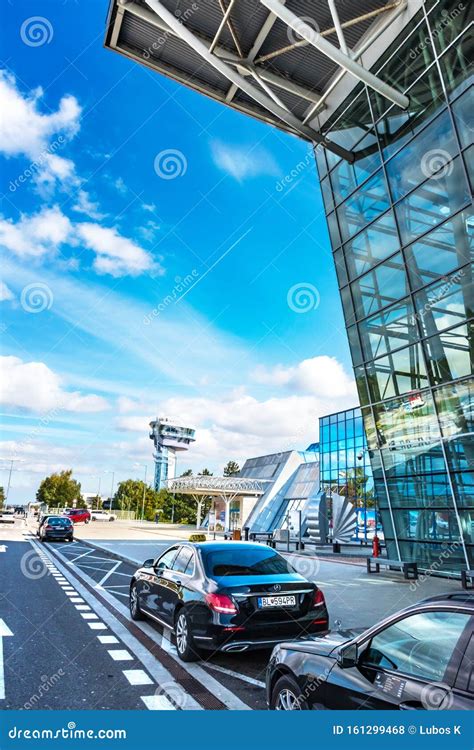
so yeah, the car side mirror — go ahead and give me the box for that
[143,558,154,568]
[337,642,358,669]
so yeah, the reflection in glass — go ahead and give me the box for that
[359,298,417,362]
[365,343,429,401]
[452,86,474,148]
[337,170,390,243]
[423,323,473,385]
[343,211,399,280]
[351,253,409,320]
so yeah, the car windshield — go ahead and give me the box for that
[203,547,293,577]
[47,518,71,526]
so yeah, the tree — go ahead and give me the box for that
[199,468,213,476]
[36,470,84,509]
[0,486,5,510]
[180,469,193,477]
[113,479,161,521]
[223,460,240,477]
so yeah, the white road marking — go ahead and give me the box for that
[98,635,119,645]
[95,560,122,588]
[70,597,84,603]
[123,669,153,686]
[88,622,107,630]
[107,650,133,661]
[141,695,176,710]
[65,592,78,597]
[75,605,91,611]
[68,549,94,564]
[81,613,99,620]
[106,590,129,599]
[0,619,13,700]
[0,546,7,553]
[204,663,265,689]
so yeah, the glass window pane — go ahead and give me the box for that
[385,473,454,508]
[333,248,348,288]
[351,253,409,320]
[365,343,429,401]
[439,30,474,100]
[327,210,341,248]
[386,110,458,201]
[343,211,399,280]
[370,15,434,120]
[434,380,474,473]
[359,298,417,361]
[414,265,473,335]
[452,86,474,148]
[320,175,334,213]
[395,156,471,245]
[375,67,446,160]
[365,611,469,682]
[323,87,372,150]
[314,144,327,179]
[337,170,390,243]
[423,322,473,385]
[429,0,474,53]
[347,325,363,366]
[405,207,474,290]
[452,472,474,507]
[340,285,356,326]
[463,144,474,192]
[393,508,462,542]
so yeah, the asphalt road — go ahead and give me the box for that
[0,519,461,711]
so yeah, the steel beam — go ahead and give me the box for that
[260,0,409,109]
[142,0,354,159]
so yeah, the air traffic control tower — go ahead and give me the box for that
[149,418,196,491]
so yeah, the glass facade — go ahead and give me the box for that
[319,408,377,542]
[316,0,473,572]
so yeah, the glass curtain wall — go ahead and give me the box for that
[315,0,473,572]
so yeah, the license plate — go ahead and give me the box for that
[257,595,296,608]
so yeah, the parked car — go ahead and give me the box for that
[38,516,74,543]
[63,508,91,524]
[266,593,474,710]
[0,509,15,524]
[129,541,328,662]
[90,509,116,522]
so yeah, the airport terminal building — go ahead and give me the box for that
[106,0,473,572]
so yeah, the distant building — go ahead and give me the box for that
[149,417,196,490]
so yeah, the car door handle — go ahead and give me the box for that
[175,579,182,587]
[399,701,424,710]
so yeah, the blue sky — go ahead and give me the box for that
[0,0,356,502]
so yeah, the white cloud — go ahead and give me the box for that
[0,281,14,302]
[252,356,357,398]
[0,69,81,190]
[77,222,160,277]
[114,177,127,194]
[0,356,109,413]
[71,189,105,220]
[0,205,157,277]
[0,206,73,259]
[210,141,280,182]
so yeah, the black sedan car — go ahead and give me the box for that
[129,541,328,662]
[267,592,474,710]
[38,515,74,542]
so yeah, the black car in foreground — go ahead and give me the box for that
[129,541,328,661]
[38,515,74,542]
[267,593,474,710]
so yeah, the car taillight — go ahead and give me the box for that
[312,589,325,608]
[205,593,237,614]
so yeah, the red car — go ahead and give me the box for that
[63,508,91,524]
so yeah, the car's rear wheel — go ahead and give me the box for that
[84,518,90,524]
[271,675,308,710]
[129,583,144,621]
[174,610,200,662]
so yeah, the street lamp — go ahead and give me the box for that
[0,458,25,502]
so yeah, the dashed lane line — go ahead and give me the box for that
[98,635,119,645]
[141,695,176,711]
[33,542,203,710]
[123,669,153,686]
[108,650,134,661]
[47,542,253,710]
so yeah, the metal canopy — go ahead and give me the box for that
[105,0,410,160]
[164,475,271,497]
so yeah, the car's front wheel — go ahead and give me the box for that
[129,583,144,621]
[174,609,200,662]
[270,675,309,710]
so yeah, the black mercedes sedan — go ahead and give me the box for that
[267,592,474,710]
[129,541,328,662]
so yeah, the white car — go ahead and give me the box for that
[90,510,116,522]
[0,509,15,524]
